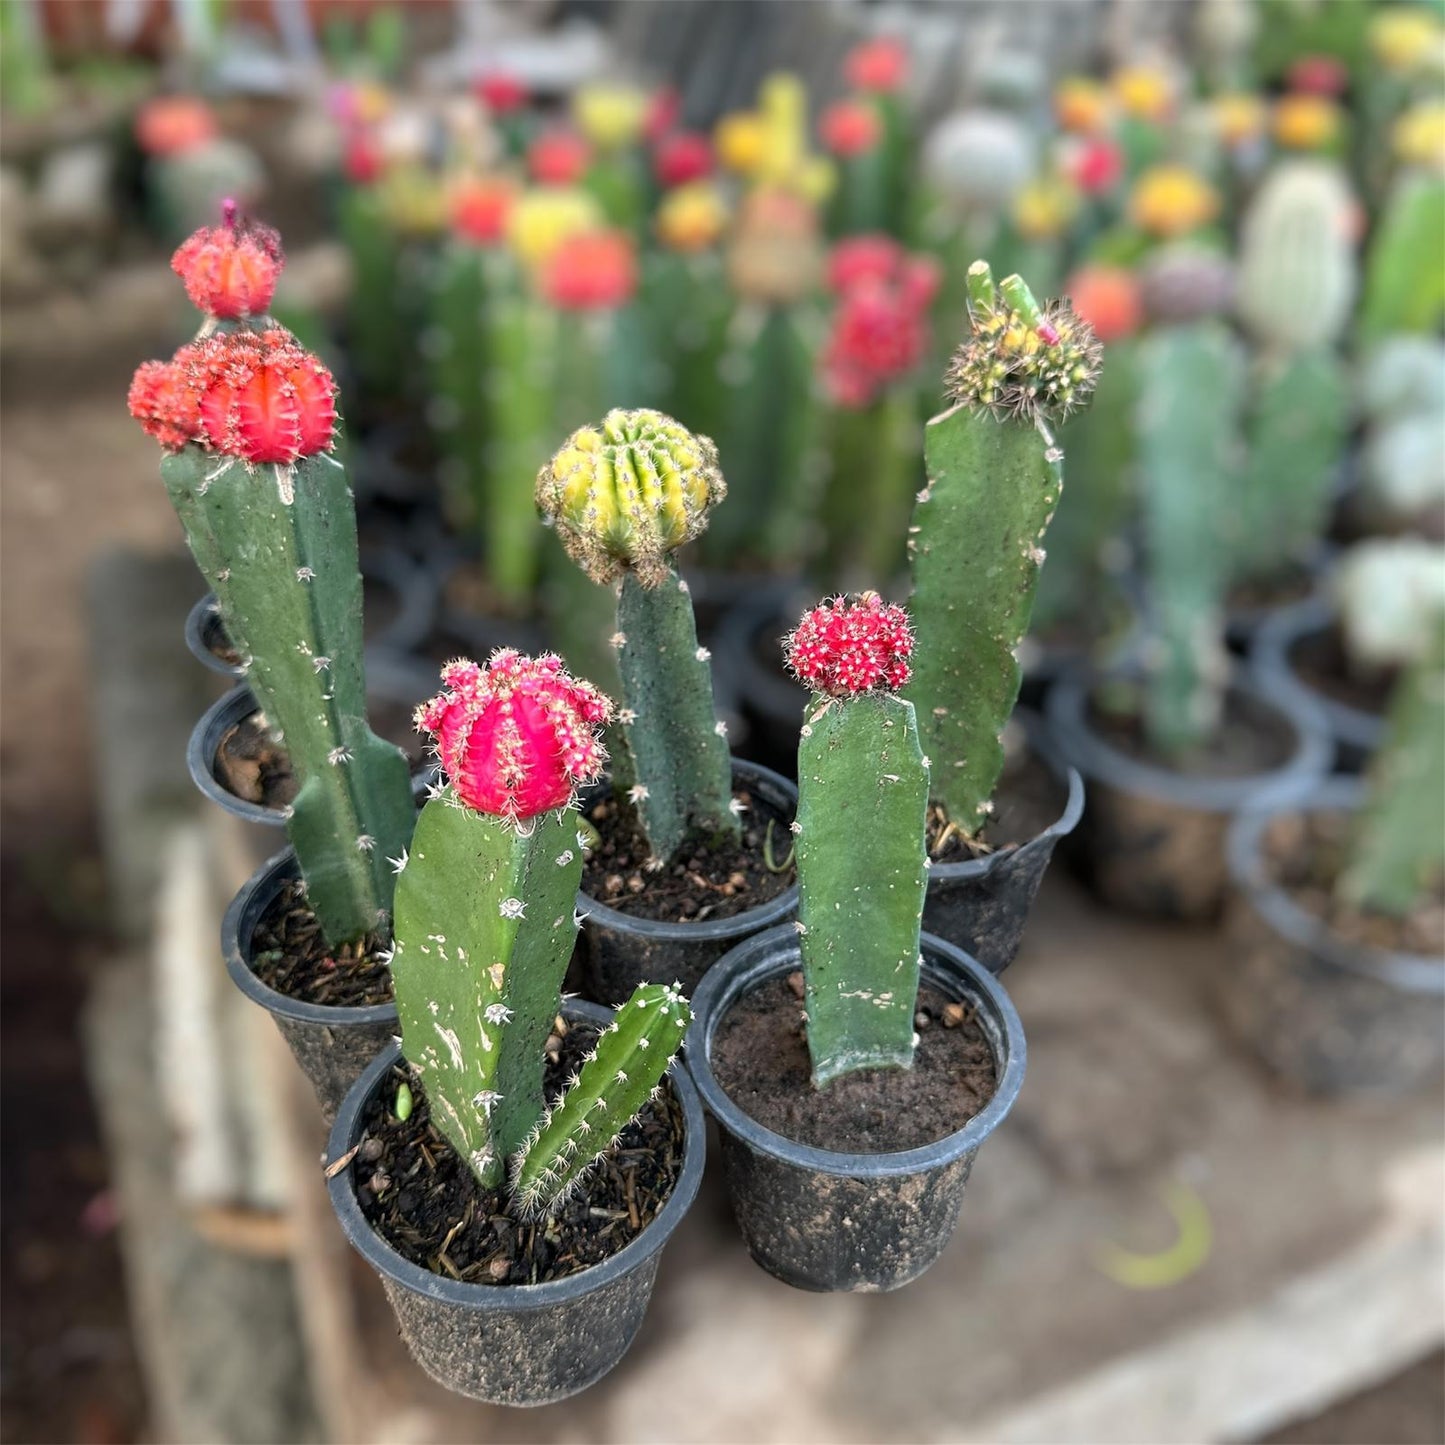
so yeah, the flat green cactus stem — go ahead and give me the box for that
[390,794,582,1188]
[1338,631,1445,919]
[796,692,929,1086]
[615,569,738,860]
[162,448,414,944]
[1136,321,1246,757]
[512,982,690,1216]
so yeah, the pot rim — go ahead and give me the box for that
[1248,594,1386,755]
[188,684,290,826]
[359,544,438,655]
[325,1020,706,1311]
[184,593,242,678]
[223,846,400,1026]
[1226,779,1443,995]
[1045,661,1331,812]
[687,924,1027,1177]
[926,708,1085,883]
[577,757,800,941]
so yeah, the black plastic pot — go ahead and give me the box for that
[923,711,1085,974]
[579,758,799,1006]
[188,684,290,828]
[1249,596,1385,775]
[184,594,242,677]
[1045,666,1330,920]
[223,848,397,1120]
[688,924,1026,1293]
[1222,781,1444,1095]
[359,545,439,656]
[1223,543,1336,655]
[325,1016,705,1405]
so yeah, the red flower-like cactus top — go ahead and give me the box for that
[450,177,514,245]
[416,652,613,820]
[541,229,637,310]
[786,593,914,698]
[528,129,592,186]
[129,328,337,466]
[476,71,528,114]
[820,99,881,158]
[844,37,909,93]
[654,130,713,188]
[171,205,283,319]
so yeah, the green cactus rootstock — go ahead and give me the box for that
[1339,631,1445,919]
[796,691,930,1086]
[512,982,691,1216]
[615,569,738,859]
[905,261,1098,832]
[1136,321,1246,757]
[390,796,583,1188]
[1360,174,1445,342]
[162,448,414,943]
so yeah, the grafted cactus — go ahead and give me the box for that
[786,595,929,1085]
[905,261,1101,834]
[129,215,414,946]
[393,653,687,1214]
[537,411,737,862]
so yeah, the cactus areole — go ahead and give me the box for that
[786,595,931,1086]
[906,261,1101,835]
[129,211,414,948]
[394,655,690,1214]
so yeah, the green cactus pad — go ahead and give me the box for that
[511,981,690,1216]
[796,692,929,1086]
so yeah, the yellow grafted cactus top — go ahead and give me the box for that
[536,410,726,587]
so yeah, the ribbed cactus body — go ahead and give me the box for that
[391,797,583,1187]
[796,691,929,1085]
[615,568,739,859]
[1236,161,1356,355]
[512,982,691,1215]
[1137,322,1246,755]
[162,447,414,942]
[1339,630,1445,917]
[1360,174,1445,341]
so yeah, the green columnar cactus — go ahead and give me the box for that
[394,653,687,1214]
[904,261,1101,832]
[129,221,414,945]
[512,982,692,1212]
[1136,321,1246,755]
[1360,173,1445,341]
[787,595,928,1085]
[537,411,738,861]
[338,185,409,406]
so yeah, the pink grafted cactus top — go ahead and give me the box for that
[416,652,614,820]
[786,593,914,698]
[170,205,284,320]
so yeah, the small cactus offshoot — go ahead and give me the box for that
[129,211,414,947]
[393,654,687,1213]
[786,595,930,1086]
[538,411,738,864]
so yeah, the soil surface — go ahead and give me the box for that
[1089,687,1295,779]
[580,790,795,924]
[1263,811,1445,957]
[251,879,394,1007]
[354,1022,684,1286]
[711,975,997,1153]
[1288,624,1392,716]
[214,714,298,809]
[200,609,242,668]
[928,746,1064,864]
[1226,560,1316,616]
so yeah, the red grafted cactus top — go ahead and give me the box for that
[786,593,914,698]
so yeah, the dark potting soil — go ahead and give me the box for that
[251,878,395,1007]
[1088,687,1295,780]
[215,714,298,809]
[1226,559,1315,616]
[580,791,796,924]
[203,613,243,667]
[1288,624,1392,717]
[711,975,997,1153]
[353,1023,685,1286]
[1262,811,1445,957]
[927,745,1064,864]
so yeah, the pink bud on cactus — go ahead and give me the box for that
[654,130,713,188]
[826,235,903,293]
[819,247,938,407]
[450,178,514,245]
[416,652,613,821]
[343,128,383,185]
[844,37,909,94]
[475,71,528,114]
[541,229,637,310]
[786,593,914,698]
[171,210,284,319]
[820,99,882,157]
[528,129,592,186]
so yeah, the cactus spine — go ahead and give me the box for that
[787,595,926,1085]
[904,262,1100,831]
[537,410,738,860]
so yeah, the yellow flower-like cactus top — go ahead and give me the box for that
[1054,76,1111,134]
[1273,94,1342,151]
[507,188,604,270]
[1371,7,1445,73]
[1395,103,1445,171]
[536,410,726,587]
[1110,64,1175,123]
[1129,165,1220,238]
[1213,92,1267,149]
[572,83,649,151]
[656,182,731,253]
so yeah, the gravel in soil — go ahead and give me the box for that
[711,975,997,1153]
[927,745,1065,864]
[1089,687,1295,779]
[580,791,795,924]
[215,714,298,809]
[1288,624,1392,716]
[1263,811,1445,957]
[354,1022,684,1285]
[251,880,394,1007]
